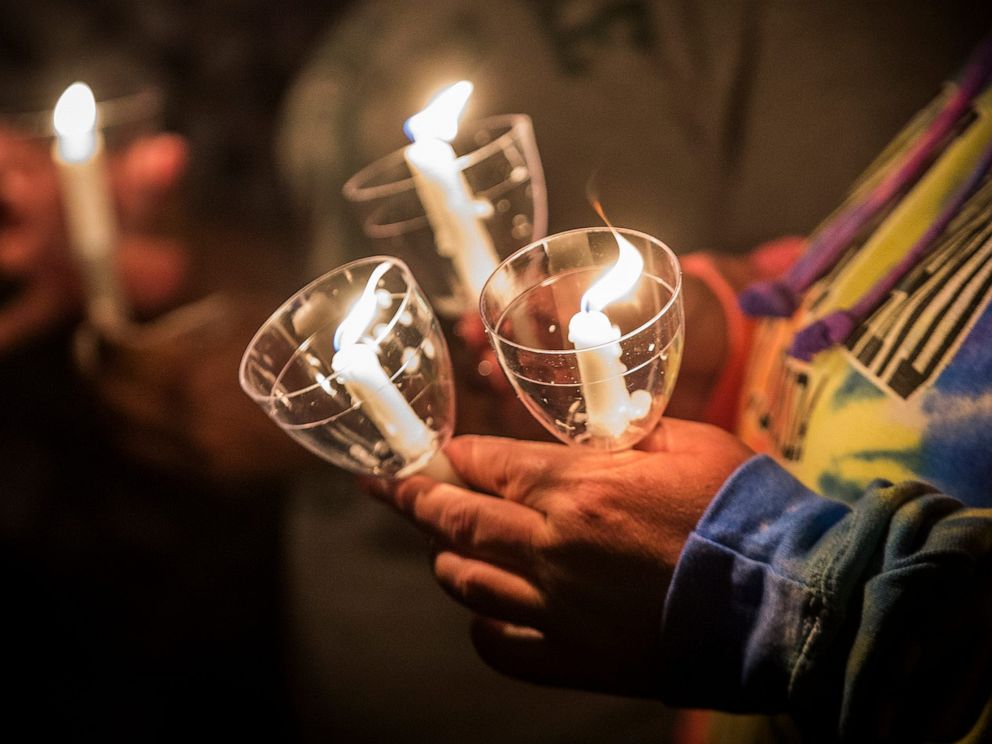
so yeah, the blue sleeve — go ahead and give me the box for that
[658,455,992,742]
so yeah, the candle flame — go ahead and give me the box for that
[334,262,392,351]
[53,82,97,136]
[404,80,473,143]
[581,198,644,313]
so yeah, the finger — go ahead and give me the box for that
[98,373,178,437]
[0,281,74,352]
[388,475,545,572]
[115,134,188,224]
[116,235,187,311]
[1,154,60,245]
[479,348,512,394]
[433,551,546,629]
[443,435,569,503]
[117,134,188,195]
[470,617,653,695]
[470,617,586,688]
[454,311,487,351]
[357,475,390,499]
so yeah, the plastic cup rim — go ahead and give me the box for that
[341,113,535,203]
[480,226,683,356]
[0,85,164,139]
[238,255,418,406]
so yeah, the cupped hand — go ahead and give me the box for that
[376,417,753,696]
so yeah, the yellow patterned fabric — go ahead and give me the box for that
[736,88,992,508]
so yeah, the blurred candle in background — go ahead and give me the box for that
[404,80,498,308]
[53,81,128,328]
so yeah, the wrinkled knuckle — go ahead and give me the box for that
[529,526,557,562]
[493,459,516,497]
[394,482,420,513]
[447,564,486,605]
[558,491,610,528]
[437,496,478,548]
[527,467,560,498]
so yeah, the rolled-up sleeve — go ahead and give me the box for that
[658,455,992,742]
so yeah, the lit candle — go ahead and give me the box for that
[331,262,461,482]
[567,231,645,439]
[404,81,498,307]
[52,82,127,328]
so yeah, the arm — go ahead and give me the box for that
[661,455,992,743]
[376,419,754,695]
[377,423,992,741]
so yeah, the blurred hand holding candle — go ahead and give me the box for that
[568,230,652,439]
[403,81,499,308]
[52,82,128,329]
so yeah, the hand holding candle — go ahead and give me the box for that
[0,96,186,352]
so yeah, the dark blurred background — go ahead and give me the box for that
[0,0,340,226]
[0,1,339,740]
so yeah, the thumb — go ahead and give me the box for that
[470,617,565,686]
[471,617,653,696]
[635,417,738,455]
[117,235,188,311]
[115,134,188,223]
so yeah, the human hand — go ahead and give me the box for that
[89,293,319,484]
[0,129,188,351]
[376,418,753,695]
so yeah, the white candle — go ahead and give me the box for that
[568,308,633,438]
[567,231,645,439]
[52,82,127,328]
[403,81,498,307]
[332,341,436,463]
[331,262,461,483]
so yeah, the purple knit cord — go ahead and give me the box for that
[737,278,798,316]
[740,34,992,318]
[789,134,992,361]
